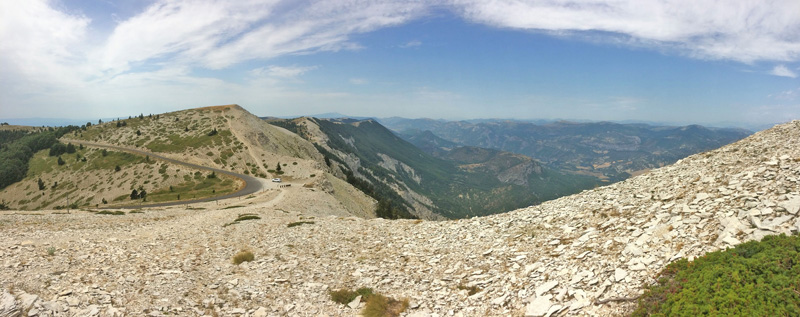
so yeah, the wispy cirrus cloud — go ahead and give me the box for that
[449,0,800,63]
[250,65,319,78]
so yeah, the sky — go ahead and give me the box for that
[1,0,799,130]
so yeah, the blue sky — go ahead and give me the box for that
[1,1,799,129]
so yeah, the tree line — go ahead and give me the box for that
[0,126,79,190]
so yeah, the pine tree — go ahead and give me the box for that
[38,178,45,190]
[276,162,282,171]
[57,156,65,166]
[130,189,139,200]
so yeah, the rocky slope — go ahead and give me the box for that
[1,120,798,316]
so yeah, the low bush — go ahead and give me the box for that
[232,250,254,265]
[362,294,409,317]
[223,213,261,227]
[329,287,408,316]
[96,210,125,215]
[329,287,374,304]
[633,233,800,316]
[287,221,314,228]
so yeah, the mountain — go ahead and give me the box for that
[267,117,600,219]
[1,117,797,316]
[380,118,752,182]
[0,105,376,217]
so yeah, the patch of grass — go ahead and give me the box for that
[223,205,243,209]
[223,213,261,227]
[329,287,408,317]
[46,246,55,256]
[329,287,374,304]
[129,210,144,214]
[96,210,125,215]
[147,175,236,203]
[287,221,315,228]
[232,250,254,265]
[362,294,409,317]
[632,233,800,316]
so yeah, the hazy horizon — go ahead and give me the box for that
[1,1,798,129]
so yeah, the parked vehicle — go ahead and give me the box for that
[272,178,281,183]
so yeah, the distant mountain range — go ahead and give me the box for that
[267,117,599,219]
[378,118,753,182]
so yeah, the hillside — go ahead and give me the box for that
[0,105,376,217]
[269,117,599,219]
[381,118,751,181]
[1,120,797,316]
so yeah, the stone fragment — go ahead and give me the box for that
[535,280,559,297]
[779,197,800,214]
[17,294,37,312]
[0,291,20,317]
[525,295,553,317]
[722,236,741,245]
[614,268,627,282]
[253,307,268,317]
[347,295,361,309]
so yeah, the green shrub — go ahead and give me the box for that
[287,221,314,228]
[362,294,409,317]
[222,213,261,227]
[329,287,407,317]
[633,233,800,316]
[96,210,125,215]
[329,287,374,304]
[232,250,254,265]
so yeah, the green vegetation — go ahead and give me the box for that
[223,213,261,227]
[147,175,236,203]
[362,294,409,317]
[0,126,79,189]
[96,210,125,215]
[232,250,254,265]
[46,246,55,256]
[329,287,375,304]
[329,287,408,317]
[287,221,314,228]
[633,234,800,316]
[145,129,232,153]
[271,118,597,218]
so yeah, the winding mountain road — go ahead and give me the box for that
[65,139,264,209]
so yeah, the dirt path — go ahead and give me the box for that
[65,139,264,208]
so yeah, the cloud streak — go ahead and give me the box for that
[450,0,800,63]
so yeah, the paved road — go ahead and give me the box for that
[66,140,264,209]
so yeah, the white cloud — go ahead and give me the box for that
[349,78,368,85]
[450,0,800,63]
[0,1,90,88]
[400,40,422,48]
[770,65,798,78]
[250,65,319,78]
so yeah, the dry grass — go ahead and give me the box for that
[231,250,254,265]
